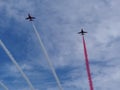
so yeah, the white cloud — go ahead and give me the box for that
[0,0,35,22]
[1,0,120,90]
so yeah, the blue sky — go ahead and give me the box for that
[0,0,120,90]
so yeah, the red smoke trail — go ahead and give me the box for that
[82,35,94,90]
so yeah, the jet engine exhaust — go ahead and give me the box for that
[31,22,63,90]
[82,35,94,90]
[0,81,8,90]
[0,40,35,90]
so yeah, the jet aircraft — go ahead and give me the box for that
[78,28,87,35]
[26,14,35,21]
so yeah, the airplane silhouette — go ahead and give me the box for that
[78,28,87,35]
[26,14,35,21]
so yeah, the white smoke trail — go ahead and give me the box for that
[31,22,63,90]
[0,81,8,90]
[0,40,35,90]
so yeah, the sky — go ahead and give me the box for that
[0,0,120,90]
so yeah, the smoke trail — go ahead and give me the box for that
[82,36,94,90]
[31,22,63,90]
[0,40,35,90]
[0,81,8,90]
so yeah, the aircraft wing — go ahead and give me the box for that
[26,17,29,20]
[84,31,87,33]
[32,17,35,19]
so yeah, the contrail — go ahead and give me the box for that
[0,40,35,90]
[82,35,94,90]
[31,22,63,90]
[0,81,8,90]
